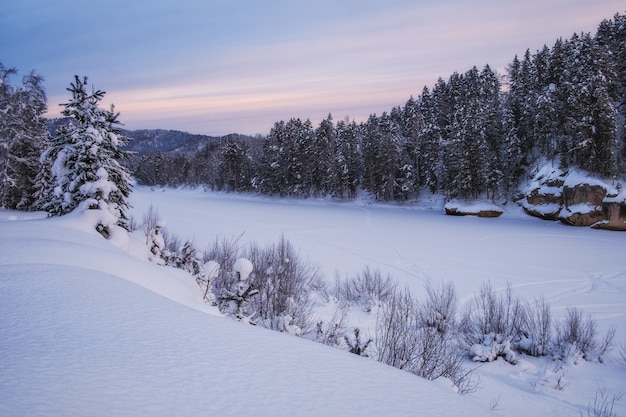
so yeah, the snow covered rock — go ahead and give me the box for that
[444,200,503,218]
[520,167,565,220]
[521,166,626,230]
[594,201,626,231]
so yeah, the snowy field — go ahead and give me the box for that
[1,186,625,416]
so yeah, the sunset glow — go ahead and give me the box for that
[3,0,624,135]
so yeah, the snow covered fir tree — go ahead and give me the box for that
[0,64,48,211]
[38,75,132,235]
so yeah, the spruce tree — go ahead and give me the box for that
[332,118,361,199]
[417,86,442,193]
[0,64,48,210]
[39,75,132,233]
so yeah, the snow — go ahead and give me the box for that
[233,257,254,280]
[562,168,619,196]
[444,199,503,214]
[560,203,600,215]
[205,259,221,279]
[1,186,625,416]
[520,201,561,215]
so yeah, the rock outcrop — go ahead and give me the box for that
[520,166,626,231]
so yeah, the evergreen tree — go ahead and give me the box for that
[259,118,315,196]
[401,96,423,192]
[312,114,335,195]
[362,113,406,200]
[558,32,618,176]
[597,13,626,174]
[217,137,253,191]
[417,86,442,193]
[332,118,361,199]
[478,65,504,199]
[0,64,48,210]
[39,76,132,233]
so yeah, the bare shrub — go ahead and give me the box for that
[245,235,324,335]
[127,215,139,232]
[619,342,626,366]
[141,204,166,264]
[141,203,161,238]
[420,281,457,335]
[375,285,477,394]
[375,287,420,370]
[161,229,182,265]
[518,297,552,357]
[581,390,623,417]
[345,328,373,357]
[555,307,597,361]
[460,282,524,364]
[335,267,397,311]
[314,308,348,347]
[203,233,245,302]
[597,326,616,364]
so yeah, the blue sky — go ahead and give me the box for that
[2,0,623,136]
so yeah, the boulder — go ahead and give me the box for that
[521,166,626,231]
[522,203,561,221]
[592,201,626,231]
[521,168,565,220]
[559,204,605,227]
[562,183,606,207]
[444,201,503,218]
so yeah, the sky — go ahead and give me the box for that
[2,0,624,136]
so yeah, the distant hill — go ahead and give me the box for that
[118,129,222,156]
[46,118,251,157]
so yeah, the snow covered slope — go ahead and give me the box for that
[0,210,490,417]
[2,187,625,417]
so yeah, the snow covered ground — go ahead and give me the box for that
[1,186,625,416]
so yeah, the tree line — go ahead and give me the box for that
[130,13,626,202]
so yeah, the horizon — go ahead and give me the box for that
[2,1,624,136]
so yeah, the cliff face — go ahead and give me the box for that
[520,166,626,231]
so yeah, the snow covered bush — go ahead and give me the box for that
[460,282,523,364]
[202,260,220,304]
[554,307,615,363]
[245,235,324,334]
[220,258,259,323]
[203,234,244,302]
[142,204,167,264]
[39,76,132,234]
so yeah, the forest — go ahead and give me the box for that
[128,13,626,203]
